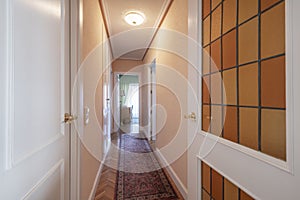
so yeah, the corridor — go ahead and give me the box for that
[94,129,183,199]
[1,0,300,199]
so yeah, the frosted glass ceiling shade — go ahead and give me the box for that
[124,11,145,26]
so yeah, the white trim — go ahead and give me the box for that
[5,0,14,170]
[70,0,81,199]
[198,131,291,173]
[285,0,295,174]
[187,0,200,199]
[88,150,109,200]
[154,148,187,199]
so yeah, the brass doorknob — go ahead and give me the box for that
[184,112,197,121]
[64,113,78,124]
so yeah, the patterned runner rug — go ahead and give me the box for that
[115,133,179,200]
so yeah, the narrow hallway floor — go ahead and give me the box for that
[94,129,183,200]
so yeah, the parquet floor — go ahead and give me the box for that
[94,132,119,200]
[94,130,184,200]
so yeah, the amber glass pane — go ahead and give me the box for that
[202,161,254,200]
[211,39,221,72]
[212,0,221,10]
[238,18,258,64]
[261,2,285,58]
[223,68,237,105]
[202,189,211,200]
[240,191,255,200]
[223,106,238,143]
[239,107,259,150]
[224,179,238,200]
[203,46,211,75]
[223,0,236,33]
[238,0,258,24]
[203,16,211,46]
[203,0,211,19]
[203,76,211,104]
[239,63,259,106]
[202,162,211,192]
[211,73,222,104]
[261,56,286,108]
[261,109,286,160]
[261,0,281,11]
[223,29,237,69]
[212,169,223,200]
[211,105,222,136]
[202,105,211,132]
[211,6,221,41]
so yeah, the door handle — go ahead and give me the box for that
[64,113,78,124]
[184,112,197,121]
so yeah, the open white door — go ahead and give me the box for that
[188,0,300,199]
[0,0,71,199]
[187,0,202,199]
[102,33,112,156]
[149,59,157,141]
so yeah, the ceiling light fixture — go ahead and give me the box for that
[124,11,145,26]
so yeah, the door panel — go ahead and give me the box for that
[188,0,300,199]
[102,26,111,156]
[0,0,69,199]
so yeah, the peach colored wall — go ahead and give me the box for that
[143,0,188,188]
[112,59,144,73]
[80,0,108,199]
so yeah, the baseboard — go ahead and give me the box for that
[154,148,188,199]
[88,151,109,200]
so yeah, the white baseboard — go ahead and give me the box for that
[88,151,109,200]
[154,148,188,199]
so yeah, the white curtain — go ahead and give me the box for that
[124,83,139,118]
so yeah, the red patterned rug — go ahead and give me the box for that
[115,133,179,200]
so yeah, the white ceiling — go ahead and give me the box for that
[101,0,172,60]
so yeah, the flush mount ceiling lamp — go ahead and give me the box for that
[124,11,145,26]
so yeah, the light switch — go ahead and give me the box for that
[84,106,90,125]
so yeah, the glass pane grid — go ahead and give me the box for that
[201,0,286,161]
[201,161,255,200]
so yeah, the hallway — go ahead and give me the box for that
[94,129,183,199]
[1,0,300,199]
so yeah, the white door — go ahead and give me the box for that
[149,59,157,141]
[187,0,300,199]
[0,0,70,199]
[102,39,111,156]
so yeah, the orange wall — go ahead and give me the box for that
[143,0,188,189]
